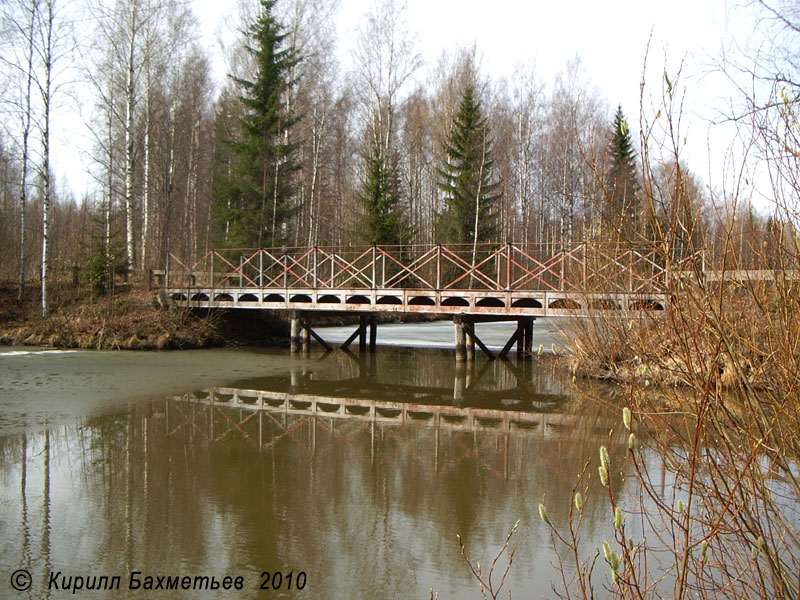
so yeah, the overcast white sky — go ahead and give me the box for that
[57,0,762,202]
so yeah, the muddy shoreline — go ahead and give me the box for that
[0,286,454,352]
[0,286,291,350]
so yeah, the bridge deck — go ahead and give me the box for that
[165,286,667,317]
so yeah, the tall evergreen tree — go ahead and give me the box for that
[437,85,501,244]
[213,0,299,248]
[359,142,410,245]
[604,104,639,240]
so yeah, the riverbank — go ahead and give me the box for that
[562,283,798,392]
[0,285,289,350]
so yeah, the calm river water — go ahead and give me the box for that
[0,332,630,599]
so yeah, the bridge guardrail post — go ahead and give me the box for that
[505,243,511,290]
[259,249,263,287]
[629,250,633,293]
[436,244,441,291]
[582,243,587,290]
[313,247,318,288]
[210,252,215,298]
[372,245,377,290]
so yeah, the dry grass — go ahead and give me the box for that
[0,284,225,350]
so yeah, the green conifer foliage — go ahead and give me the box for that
[213,0,299,248]
[359,142,410,245]
[605,104,640,240]
[437,85,501,244]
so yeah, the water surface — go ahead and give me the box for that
[0,343,627,599]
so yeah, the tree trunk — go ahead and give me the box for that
[123,0,137,271]
[40,0,54,317]
[18,0,36,302]
[141,73,151,271]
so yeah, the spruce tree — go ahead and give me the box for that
[213,0,299,248]
[359,142,410,246]
[437,85,501,244]
[604,105,639,240]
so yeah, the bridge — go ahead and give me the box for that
[160,242,680,360]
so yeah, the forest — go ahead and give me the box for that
[4,2,800,596]
[0,0,795,316]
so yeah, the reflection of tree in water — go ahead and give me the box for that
[157,390,626,595]
[0,431,53,599]
[0,382,627,598]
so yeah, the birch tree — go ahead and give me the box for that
[352,0,421,158]
[0,0,38,299]
[36,0,65,315]
[352,0,420,243]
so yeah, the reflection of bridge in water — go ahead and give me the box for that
[169,355,579,439]
[165,392,582,482]
[171,387,577,434]
[165,381,595,482]
[163,351,616,481]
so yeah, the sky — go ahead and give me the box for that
[55,0,762,202]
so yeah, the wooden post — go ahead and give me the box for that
[302,327,310,354]
[313,247,318,288]
[582,243,587,290]
[209,252,214,299]
[506,242,512,290]
[359,314,368,353]
[629,250,633,293]
[523,318,534,359]
[454,315,466,363]
[454,361,466,404]
[372,245,377,290]
[514,320,525,360]
[515,317,534,360]
[466,317,475,363]
[290,311,301,354]
[369,314,377,353]
[436,244,441,290]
